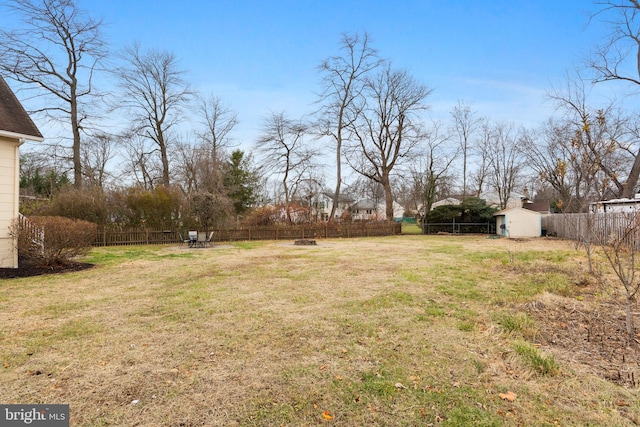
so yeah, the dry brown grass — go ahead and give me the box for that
[1,235,639,426]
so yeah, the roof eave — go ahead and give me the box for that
[0,129,44,144]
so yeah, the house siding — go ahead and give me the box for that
[0,137,19,268]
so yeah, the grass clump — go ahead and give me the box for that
[513,340,560,376]
[496,312,539,340]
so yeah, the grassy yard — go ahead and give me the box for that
[1,235,639,426]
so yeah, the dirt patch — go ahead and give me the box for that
[525,291,640,388]
[0,258,94,279]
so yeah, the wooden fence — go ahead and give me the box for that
[92,222,402,246]
[543,212,640,248]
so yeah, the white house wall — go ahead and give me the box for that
[0,136,18,268]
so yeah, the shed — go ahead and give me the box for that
[0,76,43,268]
[493,207,541,238]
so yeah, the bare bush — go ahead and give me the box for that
[11,216,97,267]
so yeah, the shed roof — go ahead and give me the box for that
[0,76,43,142]
[493,206,542,217]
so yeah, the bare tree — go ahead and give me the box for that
[469,119,492,197]
[548,77,633,203]
[347,64,432,220]
[451,101,480,197]
[411,120,458,219]
[121,132,161,190]
[255,112,314,223]
[486,122,525,210]
[0,0,107,189]
[316,32,382,222]
[197,94,238,166]
[598,211,640,344]
[523,120,589,213]
[590,1,640,196]
[82,131,116,190]
[115,43,191,187]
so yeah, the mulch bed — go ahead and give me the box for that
[0,258,94,279]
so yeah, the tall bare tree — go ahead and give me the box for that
[316,32,382,222]
[0,0,106,189]
[348,64,432,220]
[469,119,492,197]
[197,94,238,166]
[116,43,191,187]
[189,95,238,195]
[486,122,525,210]
[451,101,480,197]
[413,120,458,218]
[255,112,314,223]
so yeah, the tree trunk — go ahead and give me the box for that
[622,151,640,198]
[71,85,83,189]
[329,141,341,222]
[626,292,635,345]
[383,174,394,221]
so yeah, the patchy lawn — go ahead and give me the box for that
[1,236,639,426]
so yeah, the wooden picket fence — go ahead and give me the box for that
[92,222,402,246]
[543,212,640,249]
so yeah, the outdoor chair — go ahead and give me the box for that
[188,231,198,247]
[197,231,207,246]
[205,231,214,246]
[178,232,191,246]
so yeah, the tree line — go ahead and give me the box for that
[3,0,640,230]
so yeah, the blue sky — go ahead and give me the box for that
[79,0,613,146]
[3,0,623,153]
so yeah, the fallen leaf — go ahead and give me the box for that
[617,400,629,407]
[499,391,517,402]
[322,411,334,421]
[335,375,343,380]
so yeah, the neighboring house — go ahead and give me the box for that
[589,197,640,214]
[430,196,463,210]
[429,192,526,211]
[350,198,404,221]
[318,192,356,221]
[0,76,43,268]
[522,200,551,215]
[494,207,541,238]
[479,191,526,209]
